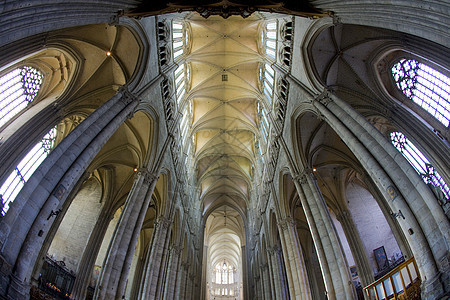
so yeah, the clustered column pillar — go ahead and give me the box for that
[277,216,312,300]
[176,262,189,299]
[0,88,139,299]
[138,216,172,299]
[335,210,374,287]
[313,92,448,298]
[162,245,182,299]
[71,205,115,299]
[94,169,158,300]
[267,247,284,299]
[292,172,354,300]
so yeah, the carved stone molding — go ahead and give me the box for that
[314,89,333,107]
[136,168,158,185]
[118,85,139,105]
[155,215,172,229]
[277,216,295,230]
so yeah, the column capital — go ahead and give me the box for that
[118,85,139,105]
[266,247,275,256]
[336,210,351,222]
[155,215,172,229]
[170,245,183,255]
[277,216,295,230]
[313,88,334,107]
[136,168,158,185]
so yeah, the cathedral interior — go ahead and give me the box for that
[0,1,449,299]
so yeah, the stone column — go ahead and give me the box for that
[275,246,289,299]
[335,210,374,287]
[267,247,284,300]
[71,204,115,299]
[277,216,312,300]
[254,275,262,300]
[314,93,448,298]
[162,245,182,299]
[261,263,271,299]
[306,171,355,298]
[185,272,194,300]
[176,262,188,299]
[1,89,139,299]
[94,169,158,300]
[292,175,342,300]
[138,216,172,299]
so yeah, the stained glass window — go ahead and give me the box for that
[392,59,449,127]
[0,66,43,127]
[390,131,449,200]
[0,127,57,215]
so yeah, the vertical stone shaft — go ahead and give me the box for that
[292,177,335,299]
[5,91,138,299]
[71,206,114,299]
[305,173,355,299]
[138,216,171,299]
[278,217,312,300]
[313,97,439,291]
[94,170,157,300]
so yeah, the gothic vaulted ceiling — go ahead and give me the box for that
[186,13,263,216]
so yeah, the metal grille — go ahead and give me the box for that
[0,66,43,127]
[392,59,449,127]
[0,127,56,215]
[390,131,449,200]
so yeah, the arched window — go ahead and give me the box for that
[0,127,57,215]
[391,59,449,127]
[172,21,190,60]
[390,131,449,200]
[258,101,269,145]
[0,66,43,128]
[264,21,277,59]
[175,63,189,104]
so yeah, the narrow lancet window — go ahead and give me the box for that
[172,21,188,60]
[0,66,43,127]
[390,131,449,200]
[0,127,57,215]
[391,59,449,127]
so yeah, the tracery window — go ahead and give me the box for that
[0,66,43,128]
[0,127,57,215]
[390,131,449,200]
[391,59,449,127]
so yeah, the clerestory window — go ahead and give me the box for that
[264,21,277,59]
[172,21,189,60]
[175,63,189,104]
[258,101,269,145]
[390,131,449,200]
[0,127,57,215]
[0,66,43,128]
[391,59,449,127]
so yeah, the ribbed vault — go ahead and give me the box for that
[185,13,263,215]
